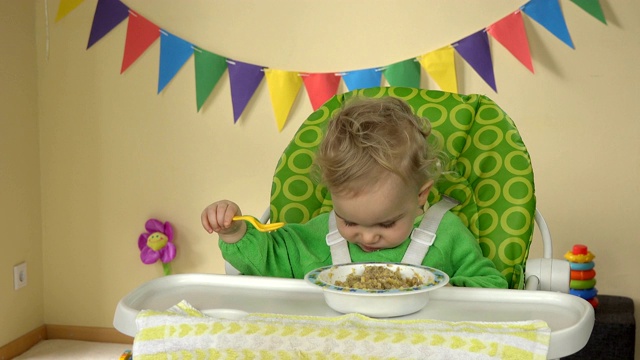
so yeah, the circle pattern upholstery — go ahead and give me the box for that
[269,87,535,289]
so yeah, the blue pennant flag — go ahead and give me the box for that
[158,31,194,93]
[342,68,383,91]
[523,0,575,49]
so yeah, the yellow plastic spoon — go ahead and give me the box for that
[232,216,285,232]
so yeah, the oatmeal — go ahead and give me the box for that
[334,265,424,290]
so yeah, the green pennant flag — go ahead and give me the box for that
[384,59,421,88]
[194,47,228,112]
[570,0,607,24]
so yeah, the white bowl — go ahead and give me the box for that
[305,262,449,318]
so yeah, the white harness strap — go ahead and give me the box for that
[401,196,459,265]
[325,196,459,265]
[327,210,351,264]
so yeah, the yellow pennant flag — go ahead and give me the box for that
[55,0,85,22]
[264,69,303,132]
[419,45,458,93]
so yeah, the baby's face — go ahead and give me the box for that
[331,174,424,252]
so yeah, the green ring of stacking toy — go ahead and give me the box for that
[570,278,597,290]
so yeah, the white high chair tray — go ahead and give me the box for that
[114,273,594,359]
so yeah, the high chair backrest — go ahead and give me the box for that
[269,87,535,289]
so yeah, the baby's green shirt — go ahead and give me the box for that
[219,211,508,288]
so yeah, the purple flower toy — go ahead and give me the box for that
[138,218,176,275]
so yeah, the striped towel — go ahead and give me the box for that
[133,300,550,359]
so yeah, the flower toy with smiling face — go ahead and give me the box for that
[138,218,176,275]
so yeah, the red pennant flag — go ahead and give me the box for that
[121,10,160,74]
[487,11,534,73]
[301,73,341,111]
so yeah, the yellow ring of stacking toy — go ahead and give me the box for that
[564,251,594,263]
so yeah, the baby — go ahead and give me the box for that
[202,96,507,288]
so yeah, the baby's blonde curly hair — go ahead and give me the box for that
[314,96,445,196]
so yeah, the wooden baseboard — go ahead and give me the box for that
[0,325,46,360]
[46,325,133,344]
[0,325,132,360]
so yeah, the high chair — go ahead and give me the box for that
[227,87,569,292]
[114,87,594,359]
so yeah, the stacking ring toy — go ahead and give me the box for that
[570,269,596,280]
[564,251,595,263]
[570,278,597,290]
[569,261,595,271]
[570,287,598,300]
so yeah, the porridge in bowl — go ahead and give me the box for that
[305,262,448,317]
[334,264,427,290]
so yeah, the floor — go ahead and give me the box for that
[13,340,131,360]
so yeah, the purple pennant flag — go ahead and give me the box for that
[522,0,575,49]
[454,30,497,92]
[227,60,265,123]
[342,68,383,91]
[87,0,129,49]
[158,31,194,93]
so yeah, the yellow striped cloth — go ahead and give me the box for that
[133,301,550,359]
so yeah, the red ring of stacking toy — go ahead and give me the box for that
[570,269,596,280]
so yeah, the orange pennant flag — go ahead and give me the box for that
[419,46,458,93]
[487,11,534,73]
[55,0,85,22]
[264,69,303,132]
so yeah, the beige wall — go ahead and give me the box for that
[3,0,639,355]
[0,1,44,346]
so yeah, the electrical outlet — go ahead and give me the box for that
[14,262,27,290]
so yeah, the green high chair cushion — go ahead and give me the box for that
[269,87,535,289]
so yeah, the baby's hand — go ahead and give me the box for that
[201,200,246,243]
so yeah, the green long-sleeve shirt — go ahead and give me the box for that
[219,211,508,288]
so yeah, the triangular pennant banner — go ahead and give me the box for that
[570,0,607,24]
[264,70,303,132]
[487,11,534,73]
[121,10,160,74]
[158,31,194,94]
[523,0,575,49]
[342,68,383,91]
[55,0,85,22]
[87,0,129,49]
[56,0,607,128]
[227,60,264,123]
[419,46,458,93]
[454,30,497,92]
[194,48,228,112]
[384,59,421,88]
[301,73,341,111]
